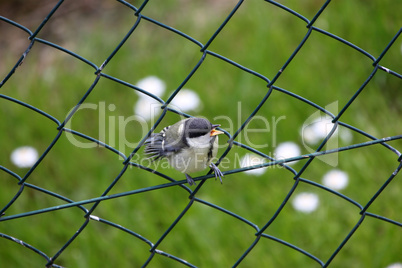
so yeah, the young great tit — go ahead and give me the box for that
[144,117,224,185]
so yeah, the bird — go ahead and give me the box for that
[144,117,224,186]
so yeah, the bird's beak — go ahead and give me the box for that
[210,124,223,136]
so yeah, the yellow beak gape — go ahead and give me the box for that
[210,129,224,137]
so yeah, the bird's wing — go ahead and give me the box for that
[144,123,187,161]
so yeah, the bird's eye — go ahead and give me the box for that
[187,119,211,138]
[188,128,209,138]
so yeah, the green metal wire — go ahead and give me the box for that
[0,0,401,267]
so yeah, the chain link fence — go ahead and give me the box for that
[1,0,401,267]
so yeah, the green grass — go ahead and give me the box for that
[1,0,401,267]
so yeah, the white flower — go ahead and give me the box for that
[386,263,402,268]
[312,117,335,138]
[301,125,318,144]
[171,89,202,112]
[301,116,338,144]
[302,116,354,145]
[292,192,319,213]
[239,153,267,176]
[134,97,162,121]
[322,169,349,190]
[274,142,301,165]
[10,146,39,168]
[339,128,353,143]
[136,76,166,99]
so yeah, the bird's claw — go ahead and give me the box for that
[185,163,224,186]
[185,173,196,186]
[210,162,224,184]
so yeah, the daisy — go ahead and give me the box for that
[239,153,267,175]
[386,263,402,268]
[171,89,202,112]
[274,142,301,165]
[134,97,162,121]
[322,169,349,191]
[136,76,166,99]
[291,192,319,213]
[10,146,39,168]
[301,116,337,145]
[301,116,353,145]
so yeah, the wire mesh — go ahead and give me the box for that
[1,0,401,267]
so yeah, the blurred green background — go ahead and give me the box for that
[1,0,401,267]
